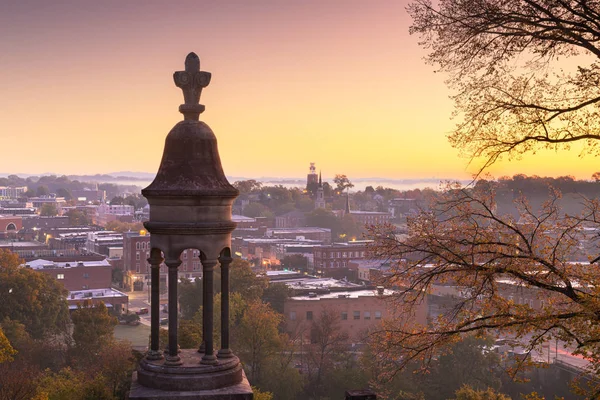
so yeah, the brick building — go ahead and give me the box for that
[284,287,428,341]
[349,210,392,226]
[313,240,371,271]
[0,215,22,238]
[123,232,202,291]
[27,258,112,291]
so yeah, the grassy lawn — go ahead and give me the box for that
[114,324,150,348]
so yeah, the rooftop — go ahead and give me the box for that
[290,288,394,300]
[27,258,111,270]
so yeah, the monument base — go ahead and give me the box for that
[128,349,253,400]
[128,370,253,400]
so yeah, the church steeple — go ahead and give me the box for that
[315,170,326,209]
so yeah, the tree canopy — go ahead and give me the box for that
[369,183,600,392]
[409,0,600,172]
[0,250,69,339]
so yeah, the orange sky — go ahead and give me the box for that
[0,0,598,182]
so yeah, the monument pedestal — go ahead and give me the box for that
[129,349,252,399]
[129,371,252,400]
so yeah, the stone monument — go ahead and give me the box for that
[128,53,252,399]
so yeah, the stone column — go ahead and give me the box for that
[146,251,164,360]
[165,259,182,366]
[218,254,233,358]
[201,258,218,365]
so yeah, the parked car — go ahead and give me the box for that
[160,318,169,326]
[136,307,149,315]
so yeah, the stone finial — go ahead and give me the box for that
[173,52,212,120]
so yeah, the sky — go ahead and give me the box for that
[1,0,599,182]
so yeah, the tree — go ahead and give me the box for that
[230,259,268,302]
[71,302,117,365]
[262,282,292,314]
[426,335,503,399]
[0,327,16,364]
[368,183,600,391]
[234,300,283,385]
[66,209,90,226]
[243,202,272,218]
[0,251,69,339]
[280,254,308,272]
[306,308,349,398]
[36,185,49,197]
[178,277,203,320]
[333,174,354,193]
[105,220,144,233]
[56,188,72,200]
[40,203,58,217]
[409,0,600,173]
[110,196,125,205]
[234,180,262,193]
[451,385,510,400]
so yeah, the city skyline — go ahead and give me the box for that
[2,0,599,181]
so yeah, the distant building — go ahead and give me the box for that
[349,211,392,226]
[67,288,128,314]
[22,216,69,230]
[71,188,106,203]
[275,210,306,228]
[267,227,331,243]
[315,172,326,209]
[29,196,66,211]
[122,232,201,291]
[0,186,27,199]
[313,241,371,271]
[232,237,324,267]
[307,162,318,188]
[349,259,392,284]
[0,215,21,238]
[282,281,427,341]
[95,203,135,226]
[86,231,123,256]
[27,258,113,291]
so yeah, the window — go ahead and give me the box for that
[57,274,64,280]
[374,311,382,320]
[83,273,89,279]
[306,311,313,321]
[183,262,187,271]
[136,242,140,250]
[341,312,348,320]
[353,311,360,320]
[136,263,140,273]
[290,311,297,321]
[183,252,187,259]
[136,253,140,260]
[364,311,371,320]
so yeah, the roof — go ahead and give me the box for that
[68,288,128,300]
[27,258,111,269]
[281,277,361,290]
[290,288,394,300]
